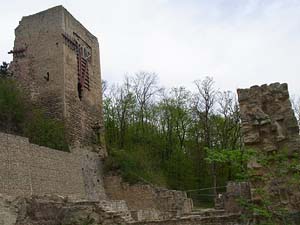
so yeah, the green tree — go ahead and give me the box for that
[165,149,196,190]
[103,74,246,207]
[0,78,26,133]
[0,62,9,77]
[193,76,217,196]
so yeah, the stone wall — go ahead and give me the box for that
[62,6,105,154]
[237,83,299,153]
[0,195,133,225]
[11,5,65,121]
[10,6,106,155]
[223,182,251,214]
[131,215,243,225]
[0,132,106,200]
[104,175,193,220]
[237,83,300,211]
[0,194,244,225]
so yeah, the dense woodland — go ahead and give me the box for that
[101,73,231,205]
[102,71,300,206]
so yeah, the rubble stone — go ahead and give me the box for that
[104,175,193,220]
[0,195,244,225]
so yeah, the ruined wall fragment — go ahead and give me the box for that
[223,182,251,214]
[104,175,193,220]
[237,83,299,153]
[237,83,300,211]
[0,195,244,225]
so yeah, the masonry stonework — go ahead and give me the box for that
[104,175,193,220]
[237,83,300,211]
[237,83,299,153]
[10,6,106,155]
[0,132,106,200]
[0,6,249,224]
[0,194,243,225]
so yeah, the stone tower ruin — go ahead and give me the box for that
[10,6,106,155]
[237,83,300,211]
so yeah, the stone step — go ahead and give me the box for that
[186,208,226,217]
[97,200,135,223]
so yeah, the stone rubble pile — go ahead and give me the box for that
[0,194,243,225]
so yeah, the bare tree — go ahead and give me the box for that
[194,76,216,147]
[131,71,161,132]
[216,91,241,148]
[102,80,108,97]
[291,95,300,128]
[117,77,136,148]
[217,91,242,180]
[194,76,217,196]
[158,87,192,159]
[172,87,192,151]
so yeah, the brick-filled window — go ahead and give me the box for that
[62,32,91,100]
[77,46,90,100]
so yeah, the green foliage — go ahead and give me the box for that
[237,149,300,225]
[63,215,96,225]
[0,76,69,151]
[205,148,255,180]
[240,195,293,225]
[103,75,243,207]
[24,110,69,152]
[104,147,167,186]
[0,78,26,133]
[255,148,300,184]
[165,149,197,190]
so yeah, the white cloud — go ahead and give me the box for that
[1,0,300,95]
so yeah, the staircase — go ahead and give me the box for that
[98,200,135,223]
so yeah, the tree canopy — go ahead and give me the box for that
[103,72,246,206]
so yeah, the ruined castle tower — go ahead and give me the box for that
[10,6,106,155]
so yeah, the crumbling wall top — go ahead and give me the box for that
[237,82,299,152]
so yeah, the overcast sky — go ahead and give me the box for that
[1,0,299,95]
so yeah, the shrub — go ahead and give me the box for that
[0,78,26,133]
[164,149,197,190]
[0,76,69,151]
[24,109,69,152]
[104,147,167,186]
